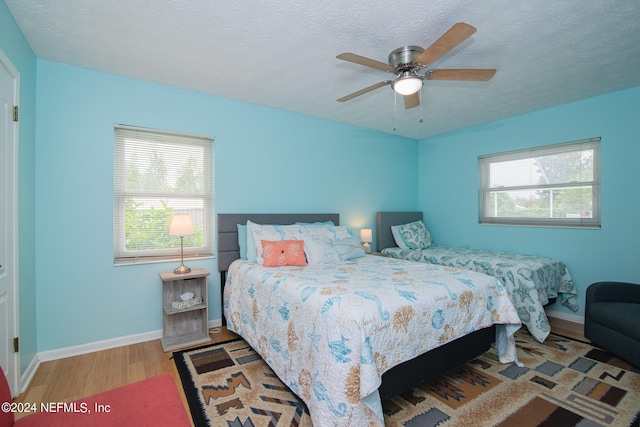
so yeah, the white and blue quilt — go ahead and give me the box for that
[381,246,578,343]
[224,255,521,427]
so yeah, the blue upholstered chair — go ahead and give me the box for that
[584,281,640,368]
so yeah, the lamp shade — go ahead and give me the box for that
[169,214,195,237]
[360,228,372,243]
[392,74,423,96]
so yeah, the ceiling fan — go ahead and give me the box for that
[336,22,496,109]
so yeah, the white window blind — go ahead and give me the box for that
[479,137,600,228]
[114,125,214,264]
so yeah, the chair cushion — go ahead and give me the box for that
[0,368,15,427]
[589,302,640,341]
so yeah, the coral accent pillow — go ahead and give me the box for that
[261,240,307,267]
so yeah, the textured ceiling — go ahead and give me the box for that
[6,0,640,139]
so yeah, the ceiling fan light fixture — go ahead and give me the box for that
[392,73,423,96]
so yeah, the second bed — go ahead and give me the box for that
[376,211,578,343]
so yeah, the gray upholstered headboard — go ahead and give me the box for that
[376,211,423,250]
[217,213,340,272]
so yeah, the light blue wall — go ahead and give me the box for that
[35,60,418,351]
[0,2,38,374]
[13,1,637,354]
[418,86,640,317]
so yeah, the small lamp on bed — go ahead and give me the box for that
[170,214,195,274]
[360,228,372,254]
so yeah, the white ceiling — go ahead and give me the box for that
[6,0,640,140]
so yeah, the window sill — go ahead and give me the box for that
[114,253,215,267]
[479,221,601,229]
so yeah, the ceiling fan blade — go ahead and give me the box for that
[403,92,420,109]
[416,22,477,67]
[427,69,496,81]
[336,52,395,72]
[337,81,391,102]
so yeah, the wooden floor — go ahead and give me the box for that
[548,316,587,342]
[13,327,238,423]
[13,319,585,424]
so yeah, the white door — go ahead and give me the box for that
[0,49,19,397]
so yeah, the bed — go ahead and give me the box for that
[376,211,578,343]
[218,213,521,427]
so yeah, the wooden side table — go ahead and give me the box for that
[159,268,212,351]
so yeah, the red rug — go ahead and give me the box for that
[12,374,191,427]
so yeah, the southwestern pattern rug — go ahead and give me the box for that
[174,331,640,426]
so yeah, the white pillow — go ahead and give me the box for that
[246,220,258,262]
[298,224,353,240]
[298,234,341,265]
[334,225,353,239]
[391,225,409,249]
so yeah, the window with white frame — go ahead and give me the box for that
[479,137,600,228]
[114,125,214,264]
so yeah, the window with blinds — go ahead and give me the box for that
[114,125,214,264]
[479,137,600,228]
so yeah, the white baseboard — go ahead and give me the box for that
[20,318,224,394]
[546,309,584,325]
[38,329,163,363]
[208,318,223,330]
[20,355,40,394]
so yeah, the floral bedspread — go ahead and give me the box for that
[381,245,578,342]
[224,255,521,427]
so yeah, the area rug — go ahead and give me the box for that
[10,374,191,426]
[174,331,640,426]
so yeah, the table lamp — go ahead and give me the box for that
[360,228,372,253]
[170,214,195,274]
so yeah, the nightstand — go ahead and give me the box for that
[159,268,212,352]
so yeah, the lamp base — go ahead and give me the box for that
[363,242,371,254]
[173,264,191,274]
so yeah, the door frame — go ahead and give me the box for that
[0,47,20,397]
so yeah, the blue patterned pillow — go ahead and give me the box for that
[237,224,248,260]
[398,220,432,249]
[246,221,257,262]
[332,236,365,260]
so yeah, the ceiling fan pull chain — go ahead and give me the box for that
[419,87,424,124]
